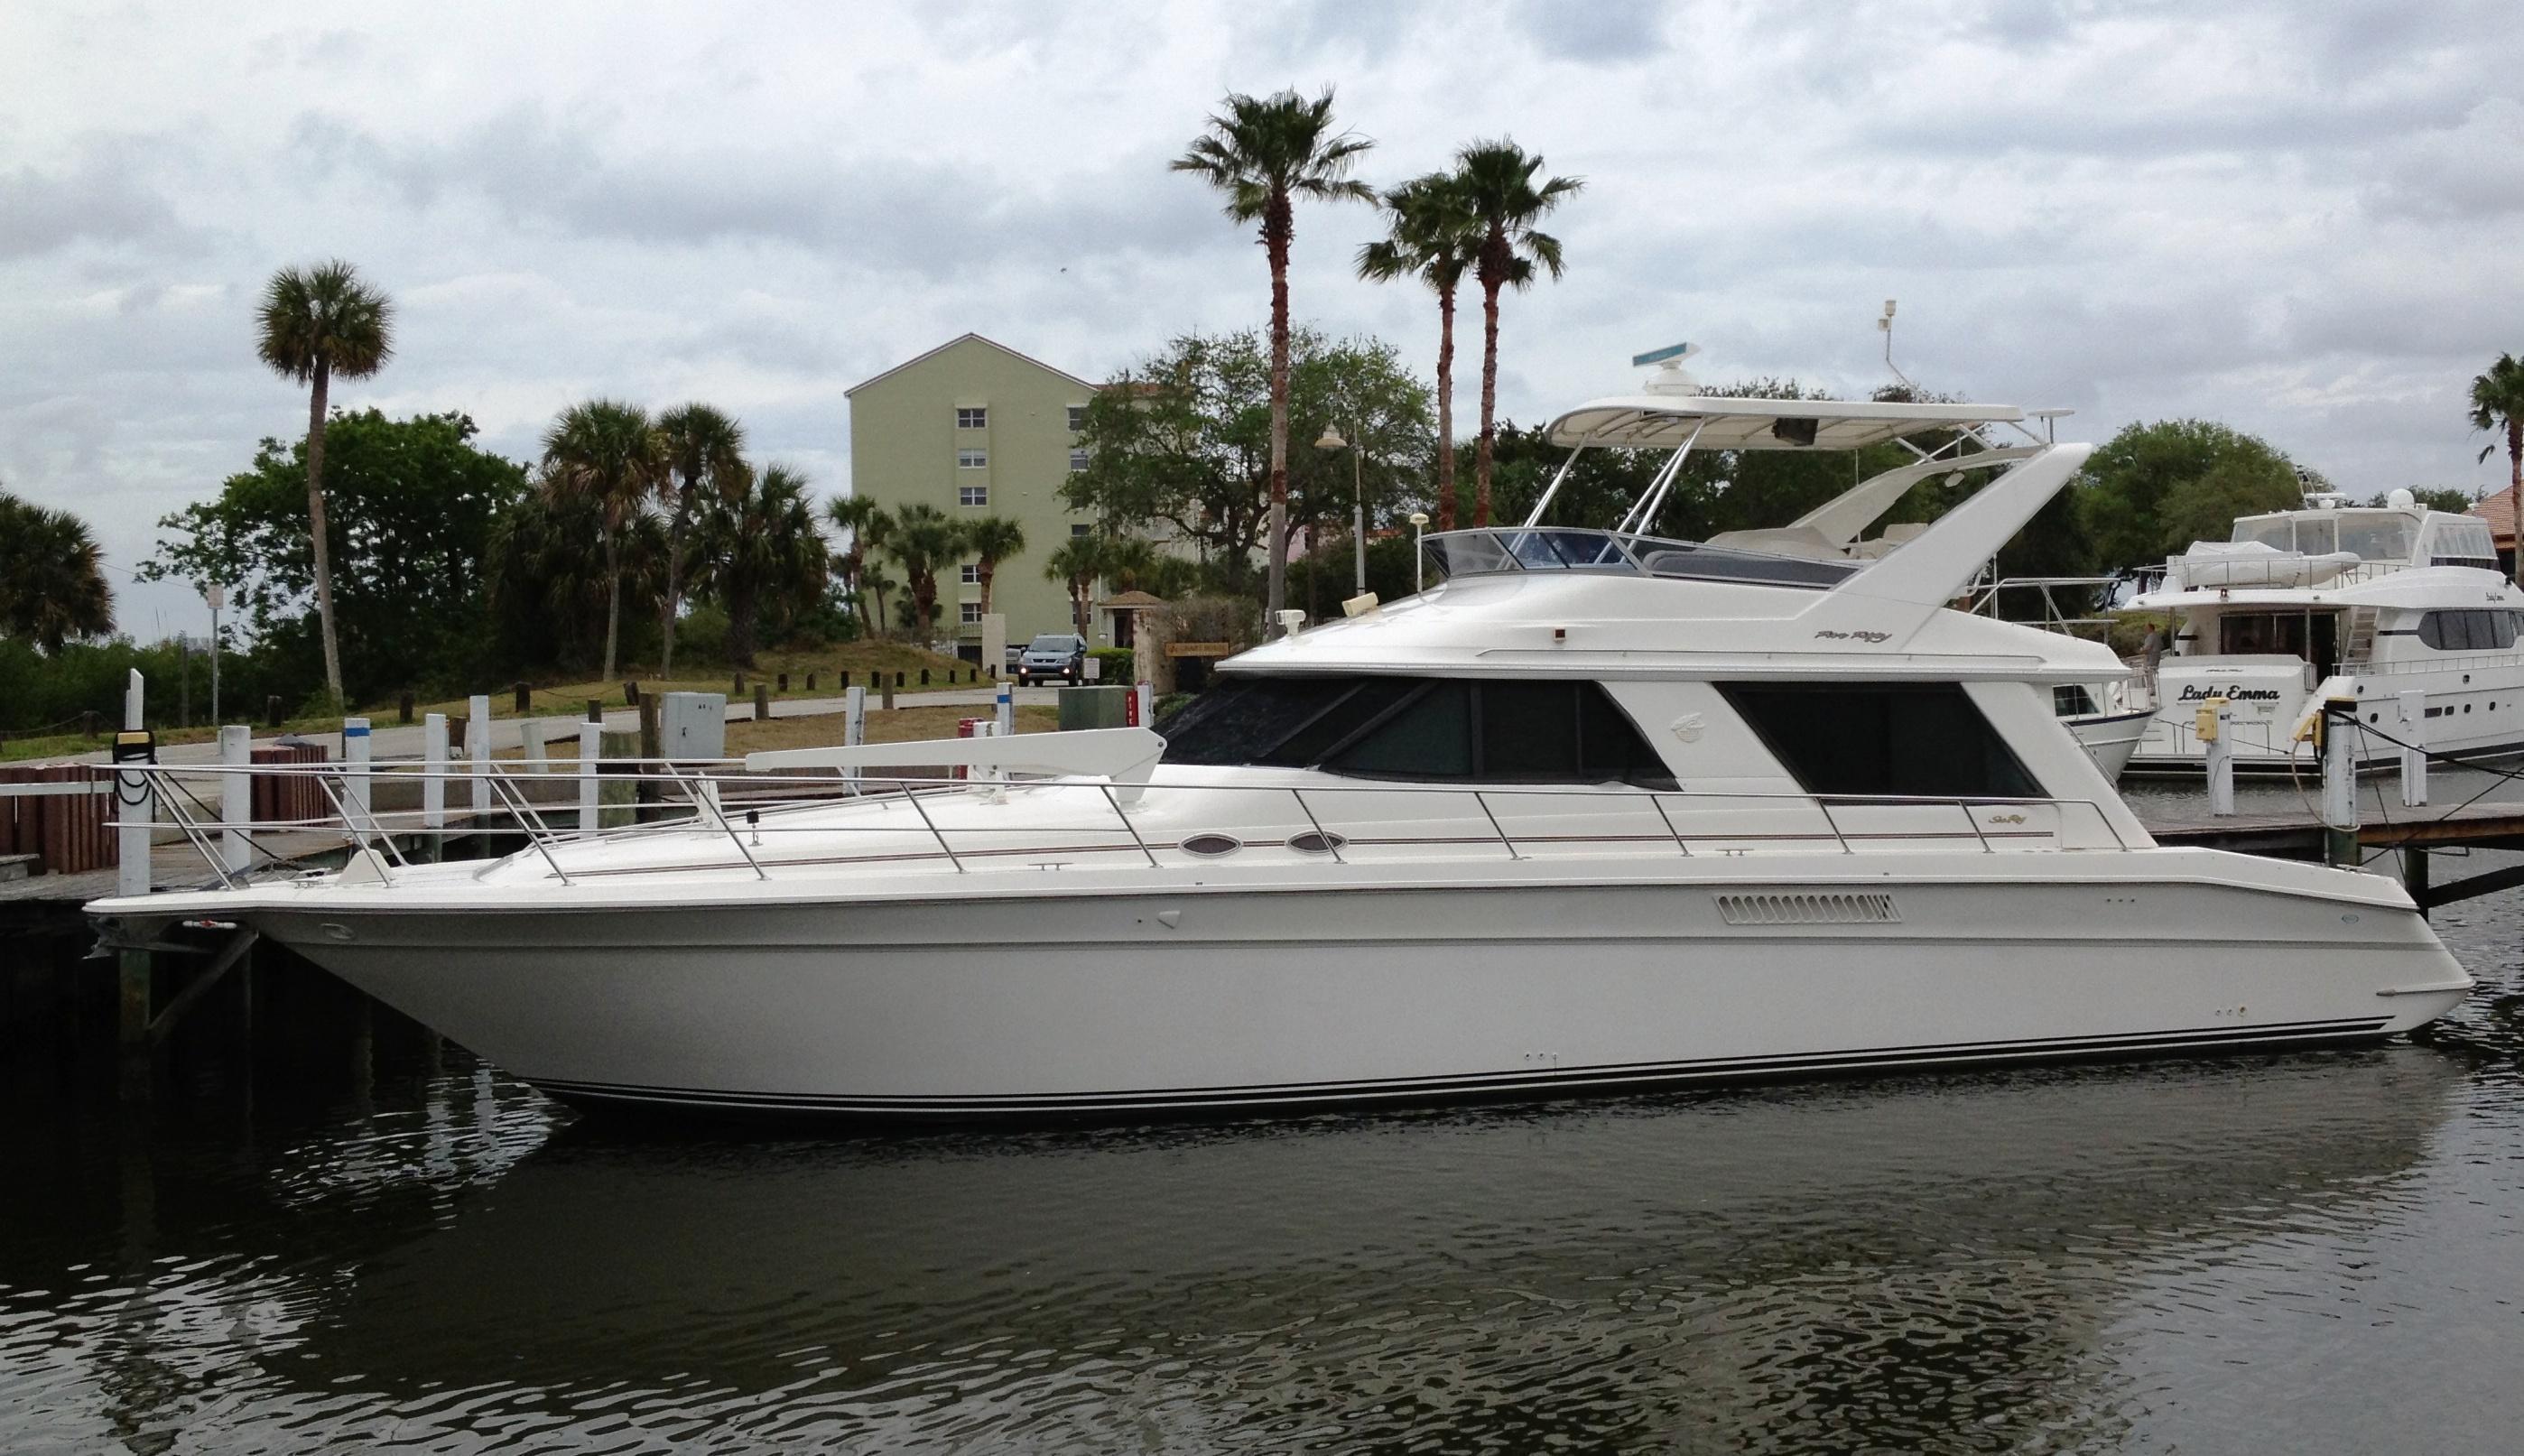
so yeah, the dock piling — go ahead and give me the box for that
[578,718,600,837]
[2321,696,2359,867]
[219,725,252,876]
[422,713,449,836]
[343,717,373,837]
[469,695,492,815]
[2205,696,2234,817]
[116,672,152,1074]
[2399,690,2428,807]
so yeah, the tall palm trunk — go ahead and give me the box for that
[914,574,936,640]
[599,528,623,685]
[1264,193,1294,626]
[660,508,691,677]
[1475,270,1503,528]
[978,563,997,617]
[728,580,758,667]
[2509,420,2521,585]
[304,361,345,704]
[844,548,867,632]
[1435,283,1459,531]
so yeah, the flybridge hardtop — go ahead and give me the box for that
[1239,377,2104,675]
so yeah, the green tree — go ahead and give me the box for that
[541,400,666,685]
[255,259,394,706]
[144,411,524,700]
[2074,419,2302,568]
[1064,329,1433,588]
[2470,353,2524,580]
[485,478,670,676]
[2365,488,2477,513]
[1455,140,1582,527]
[0,489,115,651]
[1044,533,1155,637]
[863,565,898,644]
[882,503,966,642]
[823,495,892,635]
[961,515,1028,617]
[692,464,828,666]
[1171,87,1376,627]
[654,403,749,677]
[1359,172,1480,529]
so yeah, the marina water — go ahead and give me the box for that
[6,776,2521,1452]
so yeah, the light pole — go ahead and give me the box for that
[1315,424,1367,595]
[1408,512,1430,593]
[204,582,224,724]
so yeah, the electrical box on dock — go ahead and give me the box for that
[660,692,728,762]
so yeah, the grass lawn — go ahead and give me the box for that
[1,642,988,763]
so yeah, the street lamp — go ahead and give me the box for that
[1314,424,1367,595]
[1407,511,1430,594]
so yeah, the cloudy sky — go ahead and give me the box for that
[5,0,2520,637]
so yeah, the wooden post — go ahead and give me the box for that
[265,694,283,729]
[881,674,895,709]
[776,672,789,692]
[805,671,817,691]
[397,691,414,725]
[754,683,771,721]
[514,681,531,715]
[732,672,746,695]
[587,699,602,725]
[2404,847,2431,918]
[625,680,640,706]
[920,668,930,687]
[636,695,663,813]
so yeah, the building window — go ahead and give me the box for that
[960,601,985,625]
[959,485,988,507]
[1067,405,1088,431]
[957,449,987,468]
[956,407,987,430]
[1071,523,1092,538]
[1719,682,2040,798]
[960,564,981,585]
[1069,448,1090,473]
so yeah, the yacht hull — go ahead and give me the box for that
[221,861,2464,1118]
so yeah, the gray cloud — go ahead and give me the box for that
[0,137,200,260]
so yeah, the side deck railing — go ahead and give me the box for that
[107,756,2139,895]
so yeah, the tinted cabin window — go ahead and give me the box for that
[2418,610,2520,652]
[1159,676,1673,785]
[1721,683,2041,798]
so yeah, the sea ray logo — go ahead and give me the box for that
[1813,629,1893,644]
[2176,684,2286,703]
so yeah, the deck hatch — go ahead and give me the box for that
[1714,892,1901,926]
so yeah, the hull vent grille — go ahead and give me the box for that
[1715,892,1901,926]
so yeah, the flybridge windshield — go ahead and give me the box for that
[2231,511,2415,562]
[1421,527,1861,589]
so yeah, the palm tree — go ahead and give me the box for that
[654,403,748,677]
[1358,172,1480,530]
[694,464,828,666]
[823,495,893,635]
[1172,87,1375,627]
[1044,534,1108,638]
[487,480,670,672]
[0,489,115,651]
[540,400,666,684]
[2471,353,2524,581]
[864,566,899,642]
[961,515,1028,617]
[255,259,394,705]
[883,503,967,642]
[1455,141,1583,527]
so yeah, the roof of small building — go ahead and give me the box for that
[2471,489,2519,547]
[1100,589,1168,608]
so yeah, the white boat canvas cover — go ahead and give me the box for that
[1544,394,2028,451]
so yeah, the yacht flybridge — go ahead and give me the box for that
[87,371,2471,1119]
[2128,493,2517,774]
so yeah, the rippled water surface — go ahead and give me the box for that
[7,804,2524,1452]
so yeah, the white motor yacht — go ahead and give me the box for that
[87,381,2472,1119]
[2127,492,2519,774]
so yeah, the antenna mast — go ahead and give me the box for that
[1878,299,1916,394]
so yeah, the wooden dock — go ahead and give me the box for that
[2140,800,2524,857]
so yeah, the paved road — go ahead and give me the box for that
[68,685,1069,765]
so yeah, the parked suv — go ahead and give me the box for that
[1016,633,1088,685]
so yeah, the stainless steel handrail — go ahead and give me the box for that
[109,762,2136,880]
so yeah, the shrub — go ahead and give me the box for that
[1088,646,1135,682]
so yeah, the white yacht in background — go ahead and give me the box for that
[88,373,2471,1119]
[2127,492,2519,774]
